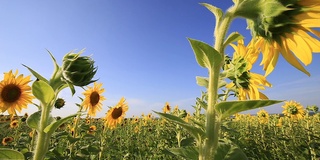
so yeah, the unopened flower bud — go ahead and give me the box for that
[62,50,97,87]
[54,98,65,109]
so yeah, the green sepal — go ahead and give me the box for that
[44,113,79,135]
[0,148,25,160]
[65,80,76,96]
[215,100,282,119]
[22,64,49,83]
[213,139,248,160]
[223,32,244,49]
[26,111,41,130]
[188,38,223,69]
[154,111,204,143]
[32,80,55,105]
[167,146,198,160]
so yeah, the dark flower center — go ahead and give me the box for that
[90,92,100,106]
[1,84,21,103]
[112,107,123,119]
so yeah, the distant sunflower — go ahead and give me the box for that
[227,40,271,100]
[0,70,34,115]
[257,109,269,124]
[82,82,106,117]
[163,102,171,113]
[282,101,306,120]
[88,125,96,134]
[2,137,14,146]
[10,119,19,128]
[248,0,320,76]
[104,97,128,129]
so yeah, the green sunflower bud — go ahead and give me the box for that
[54,98,65,109]
[62,50,97,87]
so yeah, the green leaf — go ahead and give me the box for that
[200,3,223,37]
[44,113,78,135]
[26,111,41,130]
[168,146,198,160]
[214,139,248,160]
[46,49,60,78]
[65,80,76,96]
[215,100,283,119]
[223,32,244,49]
[23,64,49,83]
[196,76,227,88]
[196,76,209,88]
[188,38,222,69]
[154,111,204,143]
[32,80,55,105]
[0,148,25,160]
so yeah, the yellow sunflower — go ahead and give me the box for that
[0,70,34,115]
[163,102,171,113]
[87,125,97,134]
[282,100,306,120]
[104,97,128,129]
[10,119,19,128]
[227,40,272,100]
[2,137,14,146]
[82,82,106,117]
[248,0,320,76]
[257,109,269,124]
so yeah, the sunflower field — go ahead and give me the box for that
[1,0,320,159]
[1,102,320,160]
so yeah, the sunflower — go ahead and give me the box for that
[0,70,34,115]
[82,82,106,117]
[282,100,306,120]
[104,97,128,129]
[10,119,19,128]
[88,125,97,134]
[257,109,269,124]
[163,102,171,113]
[247,0,320,76]
[226,40,272,100]
[2,137,14,146]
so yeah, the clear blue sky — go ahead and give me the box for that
[0,1,319,117]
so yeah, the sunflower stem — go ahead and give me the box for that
[202,8,235,159]
[33,102,52,160]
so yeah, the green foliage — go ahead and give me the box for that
[26,111,41,130]
[215,100,283,119]
[154,111,205,143]
[188,38,223,69]
[223,32,244,49]
[214,139,248,160]
[168,146,199,160]
[0,148,25,160]
[44,113,78,135]
[32,80,55,105]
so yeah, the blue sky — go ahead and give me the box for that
[0,1,319,117]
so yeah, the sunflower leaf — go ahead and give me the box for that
[223,32,244,49]
[32,79,55,105]
[44,113,79,135]
[214,139,248,160]
[26,111,41,131]
[215,100,282,119]
[154,111,204,143]
[0,148,25,160]
[46,49,61,79]
[167,146,199,160]
[188,38,223,69]
[200,3,223,37]
[22,64,49,83]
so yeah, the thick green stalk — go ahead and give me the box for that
[202,9,235,159]
[33,103,51,160]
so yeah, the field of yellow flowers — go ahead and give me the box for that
[1,102,319,160]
